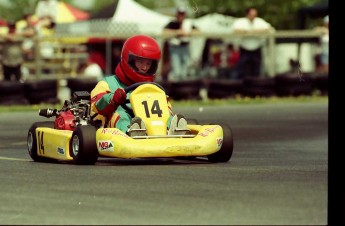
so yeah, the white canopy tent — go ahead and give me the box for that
[109,0,237,66]
[111,0,173,35]
[55,0,238,74]
[193,13,236,34]
[111,0,236,35]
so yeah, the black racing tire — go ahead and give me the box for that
[242,77,275,87]
[69,125,98,165]
[274,73,313,96]
[24,80,58,104]
[313,72,328,94]
[67,78,99,94]
[157,80,171,95]
[207,124,233,163]
[275,83,313,96]
[124,81,165,93]
[206,79,243,99]
[242,86,276,97]
[168,80,202,100]
[274,73,301,85]
[25,79,57,92]
[0,81,26,95]
[186,118,199,125]
[26,89,58,104]
[0,95,29,105]
[242,77,275,97]
[27,121,54,162]
[0,81,27,105]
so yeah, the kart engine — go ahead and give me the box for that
[39,91,93,131]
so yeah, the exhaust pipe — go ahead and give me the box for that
[39,108,58,118]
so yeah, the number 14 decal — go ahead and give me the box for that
[142,100,162,117]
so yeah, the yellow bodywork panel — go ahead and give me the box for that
[34,124,224,161]
[33,84,226,162]
[36,128,73,160]
[130,84,170,136]
[96,125,223,158]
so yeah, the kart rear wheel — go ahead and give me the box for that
[27,121,54,162]
[69,125,98,165]
[207,124,233,163]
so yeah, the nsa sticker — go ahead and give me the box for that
[216,138,223,147]
[57,147,65,155]
[98,140,114,152]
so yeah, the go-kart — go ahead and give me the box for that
[27,82,233,165]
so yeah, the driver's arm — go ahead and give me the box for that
[91,81,126,118]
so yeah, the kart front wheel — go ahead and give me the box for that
[69,125,98,165]
[27,121,54,162]
[207,124,233,163]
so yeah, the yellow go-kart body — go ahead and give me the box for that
[27,83,233,164]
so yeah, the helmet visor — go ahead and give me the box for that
[128,54,159,76]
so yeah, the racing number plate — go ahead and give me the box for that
[130,84,170,135]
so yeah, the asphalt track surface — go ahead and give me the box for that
[0,102,328,225]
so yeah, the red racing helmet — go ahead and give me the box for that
[117,35,161,84]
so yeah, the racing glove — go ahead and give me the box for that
[110,88,126,108]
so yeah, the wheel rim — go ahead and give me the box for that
[27,132,33,154]
[72,135,80,157]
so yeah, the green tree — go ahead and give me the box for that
[137,0,325,29]
[0,0,115,23]
[0,0,325,29]
[0,0,37,22]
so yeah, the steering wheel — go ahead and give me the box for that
[121,82,165,116]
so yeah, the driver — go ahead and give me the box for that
[90,34,188,137]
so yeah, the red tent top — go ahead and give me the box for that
[0,19,7,27]
[64,3,89,20]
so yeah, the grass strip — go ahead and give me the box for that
[0,94,328,112]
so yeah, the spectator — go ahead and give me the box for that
[80,58,103,81]
[226,44,240,69]
[16,14,37,61]
[1,22,24,81]
[222,43,240,79]
[111,44,122,74]
[0,17,8,35]
[209,40,222,68]
[34,16,56,60]
[315,15,329,73]
[35,15,56,36]
[90,34,188,136]
[35,0,58,24]
[86,51,105,73]
[34,0,57,51]
[163,7,199,81]
[232,7,273,79]
[210,42,240,79]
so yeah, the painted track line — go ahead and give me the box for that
[0,156,29,161]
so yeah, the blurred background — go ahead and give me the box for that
[0,0,328,105]
[0,0,329,29]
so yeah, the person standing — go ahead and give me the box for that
[232,7,273,79]
[16,14,37,61]
[35,0,58,24]
[318,15,329,73]
[90,35,188,136]
[1,22,24,81]
[163,7,198,81]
